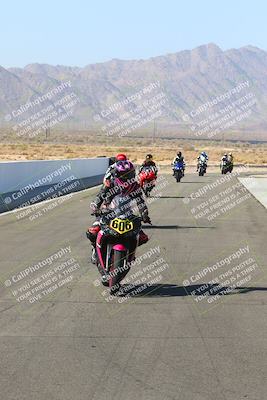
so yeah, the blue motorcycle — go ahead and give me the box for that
[173,161,184,182]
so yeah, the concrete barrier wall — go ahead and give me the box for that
[0,157,109,213]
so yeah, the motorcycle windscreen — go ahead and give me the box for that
[143,166,156,173]
[108,193,136,219]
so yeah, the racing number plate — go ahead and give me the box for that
[110,218,134,234]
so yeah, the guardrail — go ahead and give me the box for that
[0,157,109,213]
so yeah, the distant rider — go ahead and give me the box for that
[228,152,234,172]
[228,153,234,164]
[86,160,151,264]
[139,154,158,175]
[197,151,209,171]
[221,153,228,164]
[172,151,185,176]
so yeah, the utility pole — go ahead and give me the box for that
[153,119,157,145]
[45,115,51,140]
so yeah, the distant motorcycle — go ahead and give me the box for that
[91,195,145,294]
[221,160,233,174]
[139,168,157,197]
[173,161,184,182]
[198,160,207,176]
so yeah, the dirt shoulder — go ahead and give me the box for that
[1,141,267,166]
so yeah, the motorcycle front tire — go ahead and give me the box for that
[109,249,128,293]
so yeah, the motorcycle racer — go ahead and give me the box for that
[197,151,209,171]
[87,160,151,264]
[139,154,158,192]
[221,153,228,163]
[172,151,185,176]
[139,154,158,174]
[228,152,234,164]
[103,153,127,187]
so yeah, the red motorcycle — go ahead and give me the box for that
[92,194,146,294]
[139,168,157,197]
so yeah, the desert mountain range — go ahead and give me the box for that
[1,43,267,139]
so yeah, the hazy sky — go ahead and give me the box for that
[1,0,266,67]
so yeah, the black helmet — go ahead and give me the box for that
[177,151,182,157]
[146,154,153,160]
[109,156,116,166]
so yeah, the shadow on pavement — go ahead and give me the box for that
[150,196,207,199]
[143,225,215,229]
[119,283,266,297]
[151,196,187,199]
[180,181,206,184]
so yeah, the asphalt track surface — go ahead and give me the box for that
[0,172,267,400]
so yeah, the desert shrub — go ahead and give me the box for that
[65,147,74,153]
